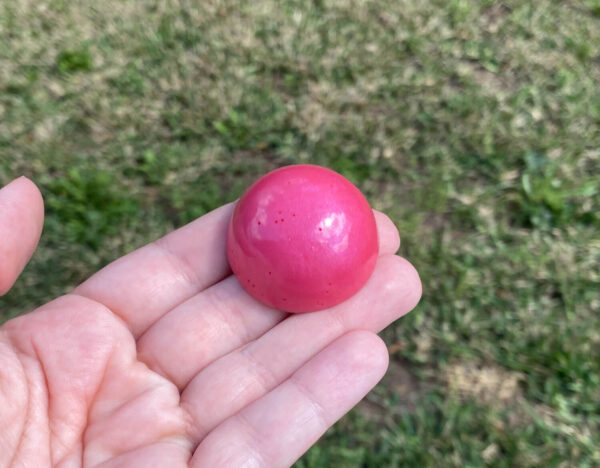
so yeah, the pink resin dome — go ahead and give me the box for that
[227,164,379,313]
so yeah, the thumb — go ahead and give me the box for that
[0,177,44,296]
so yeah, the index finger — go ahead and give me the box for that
[74,203,235,337]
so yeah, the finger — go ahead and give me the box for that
[136,215,401,389]
[0,177,44,295]
[74,203,235,337]
[136,276,287,389]
[181,255,421,440]
[190,330,389,468]
[373,210,400,253]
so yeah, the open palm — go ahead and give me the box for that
[0,177,421,468]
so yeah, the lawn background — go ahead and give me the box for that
[1,0,599,466]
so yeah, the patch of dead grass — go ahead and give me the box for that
[444,362,524,406]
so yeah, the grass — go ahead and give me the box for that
[1,0,599,465]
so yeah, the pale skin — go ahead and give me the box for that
[0,177,422,468]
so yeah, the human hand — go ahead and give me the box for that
[0,176,421,467]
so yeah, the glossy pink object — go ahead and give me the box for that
[227,164,379,313]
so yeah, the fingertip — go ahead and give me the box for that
[343,330,390,379]
[8,176,45,242]
[355,255,421,334]
[16,176,44,227]
[400,256,423,311]
[0,177,45,295]
[373,210,400,255]
[3,175,44,211]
